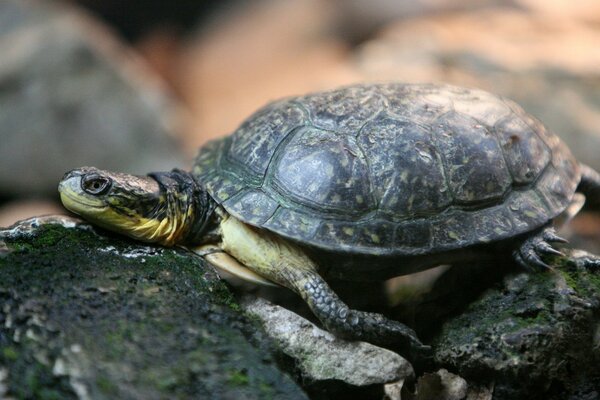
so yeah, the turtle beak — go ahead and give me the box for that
[58,170,83,198]
[58,169,86,195]
[58,173,78,196]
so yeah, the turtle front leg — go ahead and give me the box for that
[218,214,430,359]
[514,225,600,270]
[289,268,430,358]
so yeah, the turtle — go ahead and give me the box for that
[58,83,600,360]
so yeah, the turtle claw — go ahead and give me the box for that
[514,227,565,271]
[536,241,564,257]
[514,247,553,271]
[542,229,568,244]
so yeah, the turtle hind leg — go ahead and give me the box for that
[578,163,600,208]
[513,226,567,271]
[292,269,431,361]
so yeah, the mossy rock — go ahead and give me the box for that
[0,216,306,399]
[432,251,600,399]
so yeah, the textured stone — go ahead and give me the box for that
[241,296,413,387]
[433,249,600,399]
[0,216,306,399]
[414,369,468,400]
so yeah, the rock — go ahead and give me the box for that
[0,0,182,198]
[433,250,600,399]
[0,216,306,399]
[242,296,413,389]
[355,9,600,171]
[413,369,467,400]
[0,200,63,228]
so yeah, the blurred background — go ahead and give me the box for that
[1,0,600,247]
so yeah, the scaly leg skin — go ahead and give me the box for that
[513,226,567,271]
[288,269,431,361]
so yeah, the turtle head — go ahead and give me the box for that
[58,167,215,246]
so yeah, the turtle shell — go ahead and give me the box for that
[193,83,580,256]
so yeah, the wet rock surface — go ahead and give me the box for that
[0,216,306,399]
[432,250,600,399]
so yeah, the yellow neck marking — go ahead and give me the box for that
[96,207,191,246]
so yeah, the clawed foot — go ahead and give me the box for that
[302,277,431,362]
[323,307,432,362]
[513,227,567,271]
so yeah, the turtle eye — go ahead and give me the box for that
[82,174,112,195]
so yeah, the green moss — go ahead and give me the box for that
[2,346,18,361]
[0,222,305,399]
[36,388,67,400]
[155,374,179,391]
[259,381,275,398]
[96,376,118,396]
[555,262,600,298]
[435,272,557,346]
[559,269,579,291]
[228,369,250,386]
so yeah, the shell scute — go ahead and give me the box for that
[451,89,512,126]
[223,189,279,226]
[507,191,549,231]
[268,127,373,214]
[394,220,433,252]
[434,111,512,203]
[356,220,396,250]
[385,84,452,123]
[495,114,551,184]
[357,116,451,218]
[262,207,322,240]
[431,212,476,249]
[299,86,385,133]
[227,100,306,176]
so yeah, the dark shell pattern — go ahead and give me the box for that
[193,83,580,256]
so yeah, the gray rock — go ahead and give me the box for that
[0,0,182,197]
[0,216,306,399]
[433,250,600,399]
[413,369,467,400]
[241,296,413,387]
